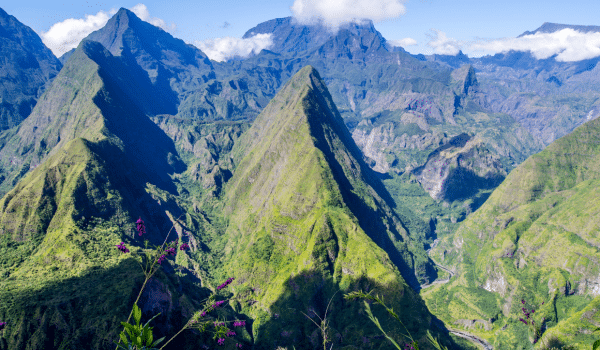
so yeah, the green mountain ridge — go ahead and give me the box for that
[211,65,459,349]
[0,33,224,350]
[0,59,468,349]
[0,136,212,350]
[4,6,600,350]
[424,110,600,349]
[0,38,187,198]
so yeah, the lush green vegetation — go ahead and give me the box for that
[423,106,600,349]
[0,8,598,348]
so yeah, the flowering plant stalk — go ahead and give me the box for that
[114,216,243,350]
[344,290,448,350]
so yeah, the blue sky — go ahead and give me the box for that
[4,0,600,61]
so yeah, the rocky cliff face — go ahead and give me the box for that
[412,133,505,201]
[349,65,535,205]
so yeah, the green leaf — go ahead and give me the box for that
[143,312,162,329]
[151,336,166,348]
[122,323,137,338]
[133,304,142,326]
[363,300,403,350]
[119,332,129,344]
[141,325,155,346]
[593,339,600,350]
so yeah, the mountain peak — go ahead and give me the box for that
[111,7,144,27]
[242,16,385,56]
[518,22,600,37]
[216,65,446,349]
[234,64,350,157]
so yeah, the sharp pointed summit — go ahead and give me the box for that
[218,65,451,348]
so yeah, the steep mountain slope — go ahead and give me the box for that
[0,7,62,131]
[235,21,541,239]
[0,34,219,350]
[0,38,187,198]
[0,136,213,350]
[214,65,458,349]
[82,8,280,123]
[424,113,600,349]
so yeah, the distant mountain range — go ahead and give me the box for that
[518,22,600,36]
[1,7,600,350]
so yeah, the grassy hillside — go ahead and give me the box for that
[424,108,600,349]
[0,37,220,350]
[210,65,459,349]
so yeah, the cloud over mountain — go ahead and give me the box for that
[426,29,462,55]
[194,34,273,62]
[40,3,174,57]
[291,0,407,27]
[470,28,600,62]
[130,4,176,33]
[388,37,417,47]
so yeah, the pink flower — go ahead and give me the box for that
[136,217,146,236]
[116,242,130,253]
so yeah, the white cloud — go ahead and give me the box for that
[130,4,176,33]
[470,28,600,62]
[194,34,274,62]
[388,37,417,47]
[41,9,117,57]
[426,29,462,55]
[40,4,174,57]
[291,0,407,28]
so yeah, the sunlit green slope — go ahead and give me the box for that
[0,38,212,350]
[214,65,459,349]
[425,111,600,349]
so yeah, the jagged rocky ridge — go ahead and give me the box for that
[431,23,600,147]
